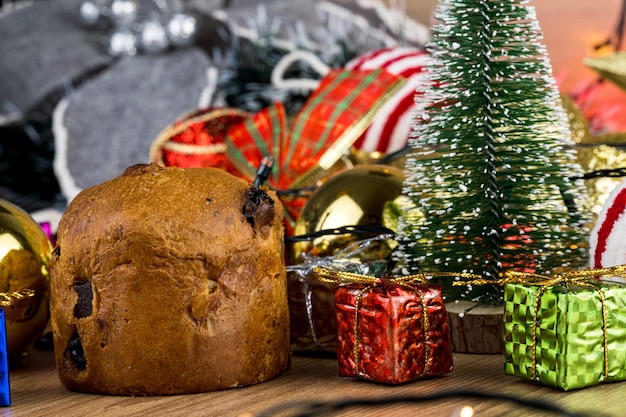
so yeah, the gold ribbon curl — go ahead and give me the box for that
[312,266,484,286]
[0,288,36,308]
[449,264,626,287]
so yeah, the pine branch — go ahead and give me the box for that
[396,0,591,304]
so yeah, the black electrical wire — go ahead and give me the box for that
[284,225,395,244]
[252,389,610,417]
[574,167,626,180]
[593,0,626,51]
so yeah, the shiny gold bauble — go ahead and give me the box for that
[291,164,406,262]
[0,199,52,357]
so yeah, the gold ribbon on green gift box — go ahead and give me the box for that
[502,265,626,391]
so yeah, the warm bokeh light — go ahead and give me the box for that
[459,405,475,417]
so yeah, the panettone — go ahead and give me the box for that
[49,164,290,395]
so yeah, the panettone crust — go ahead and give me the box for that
[50,164,290,395]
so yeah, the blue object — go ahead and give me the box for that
[0,309,10,406]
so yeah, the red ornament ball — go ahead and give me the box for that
[150,107,250,172]
[345,46,429,155]
[590,178,626,272]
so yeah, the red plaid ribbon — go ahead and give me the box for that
[225,68,406,190]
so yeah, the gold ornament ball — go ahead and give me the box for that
[0,199,52,357]
[291,164,406,262]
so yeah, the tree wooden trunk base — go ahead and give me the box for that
[446,301,504,354]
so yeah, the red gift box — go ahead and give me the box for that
[335,280,453,384]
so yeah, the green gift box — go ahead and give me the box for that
[504,280,626,391]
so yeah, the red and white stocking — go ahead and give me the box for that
[589,178,626,272]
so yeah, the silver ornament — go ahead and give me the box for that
[140,17,169,53]
[166,12,196,47]
[109,0,138,28]
[79,0,102,27]
[107,29,138,56]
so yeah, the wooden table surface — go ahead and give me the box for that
[2,346,624,417]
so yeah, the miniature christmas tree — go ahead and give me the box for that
[396,0,592,304]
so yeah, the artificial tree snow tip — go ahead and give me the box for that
[396,0,591,305]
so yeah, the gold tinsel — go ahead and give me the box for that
[561,93,626,219]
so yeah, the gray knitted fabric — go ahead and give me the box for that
[205,0,416,54]
[5,0,426,204]
[54,47,212,198]
[0,0,113,124]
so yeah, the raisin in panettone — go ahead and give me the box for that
[49,164,290,395]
